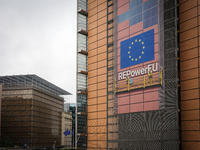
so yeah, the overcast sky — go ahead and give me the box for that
[0,0,77,103]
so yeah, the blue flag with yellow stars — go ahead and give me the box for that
[120,29,154,69]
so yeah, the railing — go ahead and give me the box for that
[115,69,163,93]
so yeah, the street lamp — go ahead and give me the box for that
[53,141,56,150]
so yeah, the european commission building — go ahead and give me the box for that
[76,0,199,149]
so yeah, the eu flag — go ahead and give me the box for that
[120,29,154,69]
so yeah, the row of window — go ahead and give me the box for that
[118,8,158,29]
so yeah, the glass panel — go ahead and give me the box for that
[78,0,88,11]
[78,14,88,31]
[78,34,88,51]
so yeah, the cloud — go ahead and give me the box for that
[0,0,77,103]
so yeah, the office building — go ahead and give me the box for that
[0,84,2,138]
[0,75,71,148]
[64,103,70,112]
[64,103,76,147]
[61,111,72,147]
[69,103,76,147]
[76,0,200,149]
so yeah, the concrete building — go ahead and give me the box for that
[64,103,76,147]
[76,0,200,149]
[0,75,71,148]
[61,111,72,147]
[0,84,2,138]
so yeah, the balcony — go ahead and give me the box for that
[78,9,88,17]
[78,29,88,36]
[78,50,88,55]
[78,70,88,75]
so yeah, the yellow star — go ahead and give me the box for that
[135,39,137,42]
[139,39,141,42]
[142,42,144,44]
[135,58,137,61]
[139,56,141,59]
[129,56,131,58]
[131,42,134,45]
[129,46,131,49]
[142,51,144,54]
[128,51,130,54]
[143,46,145,49]
[132,58,134,61]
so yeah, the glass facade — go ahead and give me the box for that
[1,88,64,148]
[69,103,76,147]
[0,75,71,148]
[64,103,76,147]
[76,0,88,149]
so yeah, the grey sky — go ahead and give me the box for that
[0,0,77,103]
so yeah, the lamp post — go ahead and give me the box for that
[53,141,56,150]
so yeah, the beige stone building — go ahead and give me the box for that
[61,111,72,148]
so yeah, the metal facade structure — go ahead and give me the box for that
[77,0,200,149]
[0,75,70,96]
[0,75,71,148]
[179,0,200,149]
[107,0,118,149]
[116,0,179,149]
